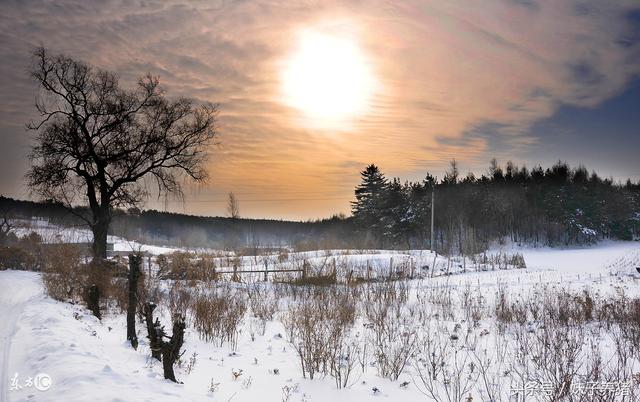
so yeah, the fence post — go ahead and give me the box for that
[127,253,141,350]
[233,264,239,282]
[264,259,268,282]
[389,257,394,279]
[147,255,152,289]
[302,260,307,280]
[410,257,415,278]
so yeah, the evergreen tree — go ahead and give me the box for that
[351,164,388,240]
[381,178,410,246]
[350,160,639,249]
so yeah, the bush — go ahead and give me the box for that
[191,286,247,349]
[247,285,279,336]
[283,287,357,383]
[168,280,193,317]
[0,246,35,271]
[0,231,45,271]
[42,244,84,301]
[363,282,416,380]
[165,251,217,282]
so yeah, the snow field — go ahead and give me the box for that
[1,240,639,401]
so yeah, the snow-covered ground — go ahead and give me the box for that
[12,218,181,255]
[1,235,639,401]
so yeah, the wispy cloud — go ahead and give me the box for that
[0,0,638,218]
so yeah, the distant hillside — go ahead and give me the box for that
[0,196,355,250]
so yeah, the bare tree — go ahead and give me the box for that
[442,159,459,184]
[0,209,15,246]
[227,192,240,219]
[26,47,219,259]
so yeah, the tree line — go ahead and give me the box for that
[351,160,640,252]
[0,196,354,251]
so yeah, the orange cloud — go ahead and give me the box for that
[0,0,638,218]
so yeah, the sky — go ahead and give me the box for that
[0,0,639,220]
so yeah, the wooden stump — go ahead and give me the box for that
[87,284,101,320]
[127,254,142,349]
[143,302,162,361]
[161,315,186,383]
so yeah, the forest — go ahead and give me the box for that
[351,159,640,252]
[2,160,639,253]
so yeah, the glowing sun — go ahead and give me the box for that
[282,29,376,128]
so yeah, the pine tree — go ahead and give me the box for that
[351,164,388,239]
[381,178,409,245]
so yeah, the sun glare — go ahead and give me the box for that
[282,29,375,128]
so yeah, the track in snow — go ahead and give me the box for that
[0,271,43,402]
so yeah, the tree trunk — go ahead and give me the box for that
[143,302,162,361]
[127,254,142,349]
[87,208,109,320]
[90,201,111,260]
[162,351,178,383]
[162,316,186,383]
[87,284,101,320]
[91,220,109,260]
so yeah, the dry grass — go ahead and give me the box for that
[36,244,640,397]
[247,285,279,336]
[282,286,357,382]
[191,285,247,349]
[42,244,84,301]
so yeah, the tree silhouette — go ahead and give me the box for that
[26,47,219,259]
[351,164,388,239]
[227,192,240,219]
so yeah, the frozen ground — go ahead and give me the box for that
[1,238,639,401]
[12,218,181,255]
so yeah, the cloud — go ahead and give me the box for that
[0,0,638,218]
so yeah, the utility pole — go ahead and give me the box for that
[430,179,436,278]
[430,181,435,251]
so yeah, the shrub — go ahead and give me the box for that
[413,323,478,402]
[167,251,192,280]
[247,285,279,336]
[283,287,356,383]
[363,281,416,380]
[165,251,217,282]
[0,246,35,271]
[0,231,45,271]
[191,286,247,349]
[168,280,193,317]
[42,244,83,301]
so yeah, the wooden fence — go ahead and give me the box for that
[214,260,305,281]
